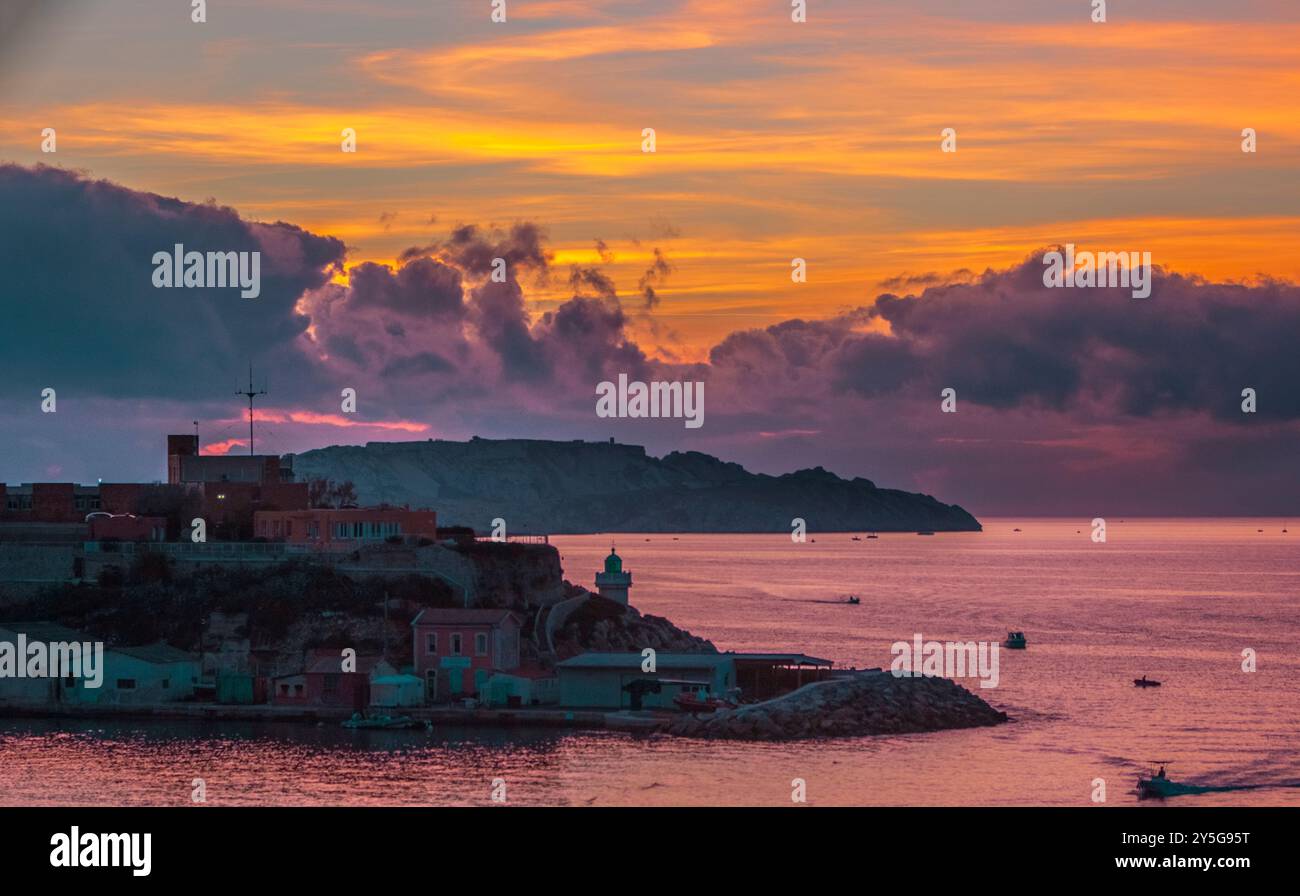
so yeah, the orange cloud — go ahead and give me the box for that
[227,408,430,433]
[200,438,246,456]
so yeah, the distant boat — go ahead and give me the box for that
[917,530,935,536]
[851,535,862,541]
[866,532,879,539]
[1004,631,1026,649]
[846,595,860,605]
[1134,675,1162,688]
[1012,528,1022,532]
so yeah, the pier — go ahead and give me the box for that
[0,699,664,733]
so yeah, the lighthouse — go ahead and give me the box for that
[595,546,632,606]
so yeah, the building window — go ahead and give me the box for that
[425,669,437,700]
[426,633,438,655]
[293,684,304,696]
[451,634,462,656]
[161,679,170,689]
[279,684,289,696]
[116,679,136,690]
[475,633,488,657]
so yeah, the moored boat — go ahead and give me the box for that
[1134,675,1161,688]
[342,713,421,730]
[673,692,735,713]
[1004,631,1026,649]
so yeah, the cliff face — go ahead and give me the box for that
[550,594,716,658]
[292,438,981,533]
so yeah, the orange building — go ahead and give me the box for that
[253,507,437,546]
[166,434,309,527]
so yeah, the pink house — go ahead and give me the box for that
[411,609,521,703]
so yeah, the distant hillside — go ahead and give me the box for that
[291,438,981,534]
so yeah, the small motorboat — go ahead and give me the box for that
[1134,675,1162,688]
[866,533,879,539]
[1137,763,1209,798]
[342,713,421,730]
[851,535,862,541]
[1138,777,1211,798]
[1004,631,1026,649]
[1012,527,1022,533]
[917,530,935,536]
[846,595,860,605]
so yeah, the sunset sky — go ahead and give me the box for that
[2,0,1299,516]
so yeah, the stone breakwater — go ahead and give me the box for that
[668,671,1009,740]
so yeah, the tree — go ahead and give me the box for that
[308,478,359,508]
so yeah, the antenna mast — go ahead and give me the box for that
[237,364,267,456]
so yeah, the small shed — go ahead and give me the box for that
[270,654,395,710]
[482,665,559,707]
[216,673,266,705]
[370,673,425,708]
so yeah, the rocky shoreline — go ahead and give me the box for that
[668,671,1008,740]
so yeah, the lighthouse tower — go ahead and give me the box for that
[595,546,632,606]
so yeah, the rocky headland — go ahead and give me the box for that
[292,437,981,533]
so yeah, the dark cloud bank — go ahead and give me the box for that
[2,163,1297,515]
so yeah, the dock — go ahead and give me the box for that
[0,700,671,733]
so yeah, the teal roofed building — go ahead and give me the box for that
[557,652,734,710]
[594,546,632,606]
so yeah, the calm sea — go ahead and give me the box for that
[3,519,1298,806]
